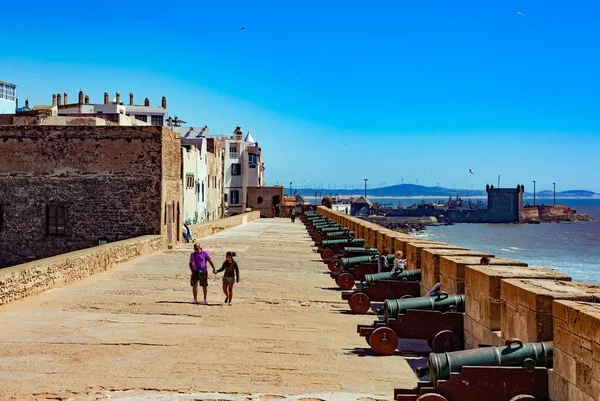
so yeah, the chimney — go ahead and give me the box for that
[116,92,120,105]
[52,94,57,106]
[63,92,68,104]
[129,92,134,106]
[144,98,150,106]
[104,92,109,104]
[78,90,84,104]
[162,96,167,109]
[57,93,62,106]
[25,99,29,108]
[84,94,89,104]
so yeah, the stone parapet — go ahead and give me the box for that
[420,249,494,297]
[551,301,600,401]
[440,256,529,295]
[501,279,600,343]
[0,235,165,306]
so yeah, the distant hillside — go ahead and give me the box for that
[534,190,600,198]
[295,184,599,198]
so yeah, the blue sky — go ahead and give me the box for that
[2,0,600,192]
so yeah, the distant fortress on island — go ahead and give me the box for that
[300,184,594,224]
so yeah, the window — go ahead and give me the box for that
[151,115,163,126]
[232,163,242,176]
[249,154,258,165]
[224,193,228,202]
[186,174,195,189]
[46,204,66,235]
[229,145,239,159]
[257,196,263,204]
[230,190,240,205]
[135,115,147,122]
[201,181,205,202]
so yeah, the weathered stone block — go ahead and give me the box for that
[421,248,492,295]
[554,347,577,384]
[404,240,447,270]
[502,281,600,342]
[440,256,528,290]
[549,369,570,401]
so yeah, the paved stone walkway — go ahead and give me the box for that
[0,219,419,400]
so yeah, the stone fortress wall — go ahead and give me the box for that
[317,206,600,401]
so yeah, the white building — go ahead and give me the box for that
[220,126,265,215]
[178,127,210,224]
[0,80,17,114]
[53,91,167,126]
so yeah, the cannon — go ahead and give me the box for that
[357,292,465,355]
[314,230,355,245]
[328,254,393,273]
[383,292,465,321]
[318,238,365,257]
[332,262,378,290]
[362,268,421,287]
[428,340,552,384]
[394,341,552,401]
[328,254,377,273]
[341,269,422,314]
[321,245,377,263]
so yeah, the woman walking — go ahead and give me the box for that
[215,251,240,306]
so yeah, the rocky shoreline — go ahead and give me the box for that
[361,215,437,233]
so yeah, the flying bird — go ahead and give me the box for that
[344,142,349,146]
[240,26,246,30]
[469,168,474,174]
[515,11,525,17]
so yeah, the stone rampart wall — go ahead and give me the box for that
[316,206,600,401]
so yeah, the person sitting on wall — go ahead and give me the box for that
[378,249,390,273]
[392,251,406,273]
[183,221,195,243]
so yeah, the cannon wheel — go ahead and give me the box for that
[337,273,355,290]
[349,292,371,314]
[416,395,448,401]
[432,330,463,353]
[328,259,342,273]
[365,333,372,346]
[370,327,399,356]
[321,248,335,261]
[509,396,538,401]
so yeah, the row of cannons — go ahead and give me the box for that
[303,211,553,401]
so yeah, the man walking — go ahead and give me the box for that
[189,243,216,304]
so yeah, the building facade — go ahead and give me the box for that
[52,90,167,126]
[220,126,265,215]
[0,115,181,268]
[0,81,17,114]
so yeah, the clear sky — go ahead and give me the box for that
[2,0,599,192]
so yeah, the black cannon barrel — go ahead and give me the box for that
[383,292,465,321]
[321,238,365,248]
[363,268,421,286]
[319,226,348,234]
[340,254,379,270]
[342,247,379,255]
[323,231,354,239]
[428,340,553,385]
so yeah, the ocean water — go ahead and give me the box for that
[413,198,600,284]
